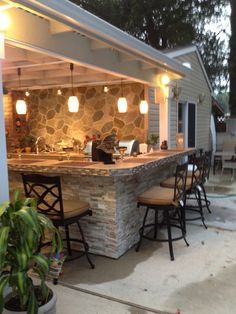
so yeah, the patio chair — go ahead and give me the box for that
[136,163,189,261]
[21,173,95,269]
[214,139,236,175]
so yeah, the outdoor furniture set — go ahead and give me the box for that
[136,151,212,260]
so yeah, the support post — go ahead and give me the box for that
[0,35,9,202]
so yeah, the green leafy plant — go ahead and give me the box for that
[147,134,159,146]
[0,190,62,314]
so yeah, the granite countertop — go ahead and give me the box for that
[8,149,194,177]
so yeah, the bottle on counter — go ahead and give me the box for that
[92,134,101,161]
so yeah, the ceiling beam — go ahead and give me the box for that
[4,7,159,86]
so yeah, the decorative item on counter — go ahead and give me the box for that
[161,140,168,150]
[176,133,184,149]
[82,135,92,150]
[72,138,81,153]
[118,146,127,160]
[96,129,119,164]
[19,134,36,153]
[147,134,159,151]
[139,143,148,154]
[92,133,101,161]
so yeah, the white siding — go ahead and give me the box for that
[148,87,159,136]
[169,98,178,148]
[171,52,212,150]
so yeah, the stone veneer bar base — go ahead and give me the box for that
[8,151,189,258]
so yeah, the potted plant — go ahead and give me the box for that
[147,134,159,151]
[0,190,62,314]
[19,135,36,153]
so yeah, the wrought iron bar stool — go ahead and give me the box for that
[161,155,207,229]
[198,151,212,213]
[136,163,189,261]
[22,173,95,269]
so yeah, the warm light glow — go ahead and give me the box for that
[139,100,149,114]
[16,99,27,115]
[161,74,170,86]
[0,12,10,32]
[104,86,109,93]
[57,89,62,95]
[117,97,127,113]
[68,96,79,112]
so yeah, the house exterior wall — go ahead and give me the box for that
[171,52,212,150]
[148,87,159,137]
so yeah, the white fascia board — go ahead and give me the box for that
[165,46,197,58]
[165,45,212,92]
[8,0,189,78]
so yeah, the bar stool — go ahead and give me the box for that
[161,155,207,229]
[22,173,95,269]
[136,163,188,261]
[199,151,212,213]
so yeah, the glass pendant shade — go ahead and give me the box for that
[68,63,79,112]
[117,97,127,113]
[139,100,148,114]
[16,68,27,114]
[68,95,79,113]
[16,99,27,115]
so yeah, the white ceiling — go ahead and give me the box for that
[2,44,120,91]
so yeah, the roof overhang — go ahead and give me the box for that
[165,45,212,93]
[1,0,190,89]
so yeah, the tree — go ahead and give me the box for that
[71,0,229,92]
[229,0,236,115]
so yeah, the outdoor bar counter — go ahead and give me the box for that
[8,149,193,258]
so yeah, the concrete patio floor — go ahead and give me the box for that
[51,171,236,314]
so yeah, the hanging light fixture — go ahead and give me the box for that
[16,68,27,115]
[139,100,149,114]
[117,79,127,113]
[139,86,149,114]
[67,63,79,113]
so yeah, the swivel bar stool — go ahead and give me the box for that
[22,173,95,269]
[136,163,189,261]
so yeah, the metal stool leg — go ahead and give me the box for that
[165,209,174,261]
[177,207,189,247]
[65,225,72,256]
[154,209,158,239]
[136,206,149,252]
[201,184,211,213]
[196,189,207,229]
[77,221,95,269]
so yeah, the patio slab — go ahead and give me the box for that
[53,171,236,314]
[58,221,236,314]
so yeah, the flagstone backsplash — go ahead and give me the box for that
[17,83,146,146]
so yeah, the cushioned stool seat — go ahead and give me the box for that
[136,163,189,261]
[160,176,192,190]
[138,186,177,206]
[51,200,90,220]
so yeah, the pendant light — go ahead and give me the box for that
[16,68,27,115]
[139,86,149,114]
[139,100,149,114]
[117,79,127,113]
[68,63,79,113]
